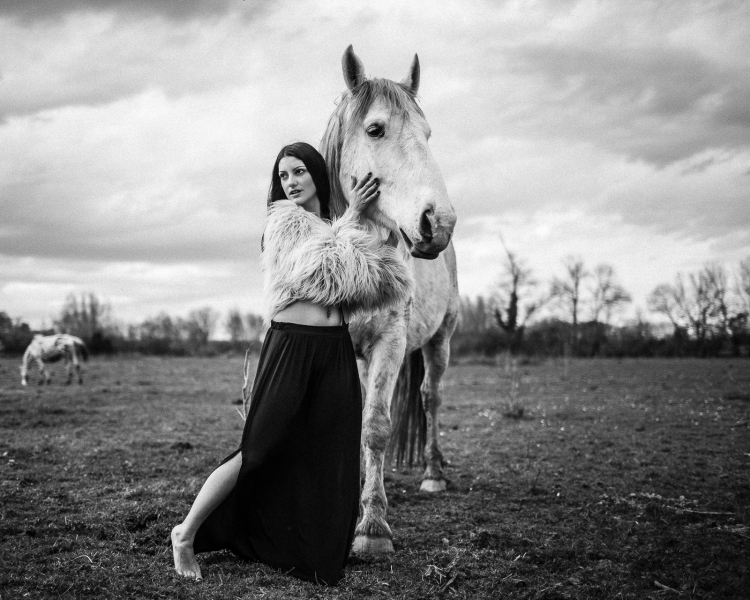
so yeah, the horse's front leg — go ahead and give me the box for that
[65,358,73,385]
[352,333,406,557]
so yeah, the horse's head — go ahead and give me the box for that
[322,45,456,259]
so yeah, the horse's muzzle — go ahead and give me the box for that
[400,228,446,260]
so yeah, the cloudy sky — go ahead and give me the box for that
[1,0,748,333]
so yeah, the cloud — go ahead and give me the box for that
[0,87,269,262]
[0,255,265,328]
[600,149,750,240]
[497,42,750,166]
[436,136,750,245]
[0,9,272,119]
[0,0,257,24]
[1,0,749,330]
[419,1,750,168]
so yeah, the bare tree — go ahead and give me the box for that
[674,272,716,346]
[245,313,265,341]
[491,234,546,350]
[0,312,33,354]
[648,268,719,350]
[647,283,683,331]
[141,313,182,340]
[551,256,589,352]
[186,307,218,346]
[55,292,113,342]
[225,309,245,343]
[137,312,184,354]
[703,263,731,339]
[457,296,491,334]
[736,256,750,314]
[724,257,750,354]
[590,264,631,324]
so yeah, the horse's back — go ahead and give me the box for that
[26,334,74,360]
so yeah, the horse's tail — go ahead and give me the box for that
[74,339,89,362]
[387,349,426,468]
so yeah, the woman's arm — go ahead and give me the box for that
[263,196,412,320]
[323,174,411,313]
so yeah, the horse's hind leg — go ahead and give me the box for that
[36,358,48,385]
[70,351,83,384]
[419,316,456,492]
[65,358,73,385]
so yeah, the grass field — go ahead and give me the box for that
[1,355,748,599]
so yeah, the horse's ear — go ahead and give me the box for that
[401,53,420,95]
[342,44,365,90]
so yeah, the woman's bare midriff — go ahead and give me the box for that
[273,300,344,326]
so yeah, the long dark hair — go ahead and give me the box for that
[267,142,331,220]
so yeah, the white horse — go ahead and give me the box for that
[20,334,89,386]
[321,46,459,556]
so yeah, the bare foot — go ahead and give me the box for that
[171,525,203,581]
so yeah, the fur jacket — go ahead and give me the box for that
[262,200,412,323]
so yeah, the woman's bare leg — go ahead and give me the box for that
[171,452,242,581]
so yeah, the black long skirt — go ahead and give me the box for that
[193,321,362,585]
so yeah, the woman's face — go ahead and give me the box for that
[278,156,320,214]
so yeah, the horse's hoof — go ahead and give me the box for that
[351,535,394,557]
[420,478,447,492]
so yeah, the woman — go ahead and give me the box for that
[171,142,411,585]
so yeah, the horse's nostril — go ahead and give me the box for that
[419,210,434,243]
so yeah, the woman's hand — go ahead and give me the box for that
[349,172,380,218]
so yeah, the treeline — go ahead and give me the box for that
[2,254,749,359]
[121,308,264,356]
[0,294,264,357]
[453,253,750,358]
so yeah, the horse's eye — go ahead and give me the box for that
[366,123,385,138]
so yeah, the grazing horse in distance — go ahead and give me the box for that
[21,334,89,386]
[320,45,459,556]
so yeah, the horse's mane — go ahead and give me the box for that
[320,78,425,220]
